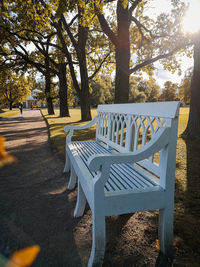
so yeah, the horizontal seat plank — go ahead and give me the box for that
[68,141,161,194]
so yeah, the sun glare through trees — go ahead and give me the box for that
[182,0,200,33]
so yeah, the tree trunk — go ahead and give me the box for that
[77,20,92,121]
[56,13,92,121]
[45,71,54,115]
[181,35,200,139]
[78,62,92,121]
[9,101,13,110]
[58,63,70,117]
[115,1,130,103]
[79,90,91,121]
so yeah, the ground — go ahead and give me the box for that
[0,109,199,267]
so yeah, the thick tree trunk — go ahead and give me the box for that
[79,92,91,121]
[77,21,92,121]
[79,60,92,121]
[58,63,70,117]
[78,64,92,121]
[45,72,54,115]
[181,36,200,139]
[115,1,130,103]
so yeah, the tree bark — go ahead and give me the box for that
[181,35,200,139]
[77,18,92,121]
[115,1,130,103]
[45,71,54,115]
[58,63,70,117]
[97,0,131,103]
[79,94,91,121]
[9,101,13,110]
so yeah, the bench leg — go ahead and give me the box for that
[88,208,105,266]
[63,153,70,173]
[74,181,86,217]
[158,207,174,257]
[68,165,77,190]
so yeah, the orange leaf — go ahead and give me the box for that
[0,136,7,157]
[7,245,40,267]
[156,239,160,251]
[0,136,17,167]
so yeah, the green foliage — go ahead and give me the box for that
[0,67,31,108]
[89,75,160,105]
[129,76,160,103]
[177,68,192,105]
[160,81,178,101]
[34,79,59,104]
[90,76,114,106]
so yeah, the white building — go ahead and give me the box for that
[25,89,43,108]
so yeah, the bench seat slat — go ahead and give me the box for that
[88,142,158,190]
[82,141,159,189]
[70,141,160,194]
[71,142,115,192]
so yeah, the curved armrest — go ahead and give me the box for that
[88,127,170,172]
[64,115,98,143]
[64,115,98,132]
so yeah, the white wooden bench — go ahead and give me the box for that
[64,102,181,267]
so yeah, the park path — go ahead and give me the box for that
[0,110,90,266]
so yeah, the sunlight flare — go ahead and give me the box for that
[182,0,200,33]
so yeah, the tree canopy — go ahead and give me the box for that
[0,67,31,109]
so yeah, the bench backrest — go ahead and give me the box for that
[96,102,180,177]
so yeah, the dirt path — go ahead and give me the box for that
[0,110,87,266]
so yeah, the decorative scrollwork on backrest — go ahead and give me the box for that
[97,111,167,169]
[97,112,109,138]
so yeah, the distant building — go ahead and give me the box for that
[25,89,43,108]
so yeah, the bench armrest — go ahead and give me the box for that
[64,115,98,132]
[64,115,98,143]
[88,127,170,172]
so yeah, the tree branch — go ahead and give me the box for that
[97,12,118,46]
[131,16,150,44]
[34,41,59,71]
[129,0,142,14]
[129,47,181,74]
[13,47,57,75]
[68,14,78,27]
[60,14,78,50]
[53,21,81,95]
[89,52,111,80]
[131,16,170,40]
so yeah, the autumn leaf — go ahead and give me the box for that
[0,136,17,167]
[7,245,40,267]
[156,239,160,251]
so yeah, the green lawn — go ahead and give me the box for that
[42,106,200,264]
[41,108,97,160]
[0,108,19,118]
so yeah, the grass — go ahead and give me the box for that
[41,108,97,159]
[42,106,200,264]
[0,109,20,119]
